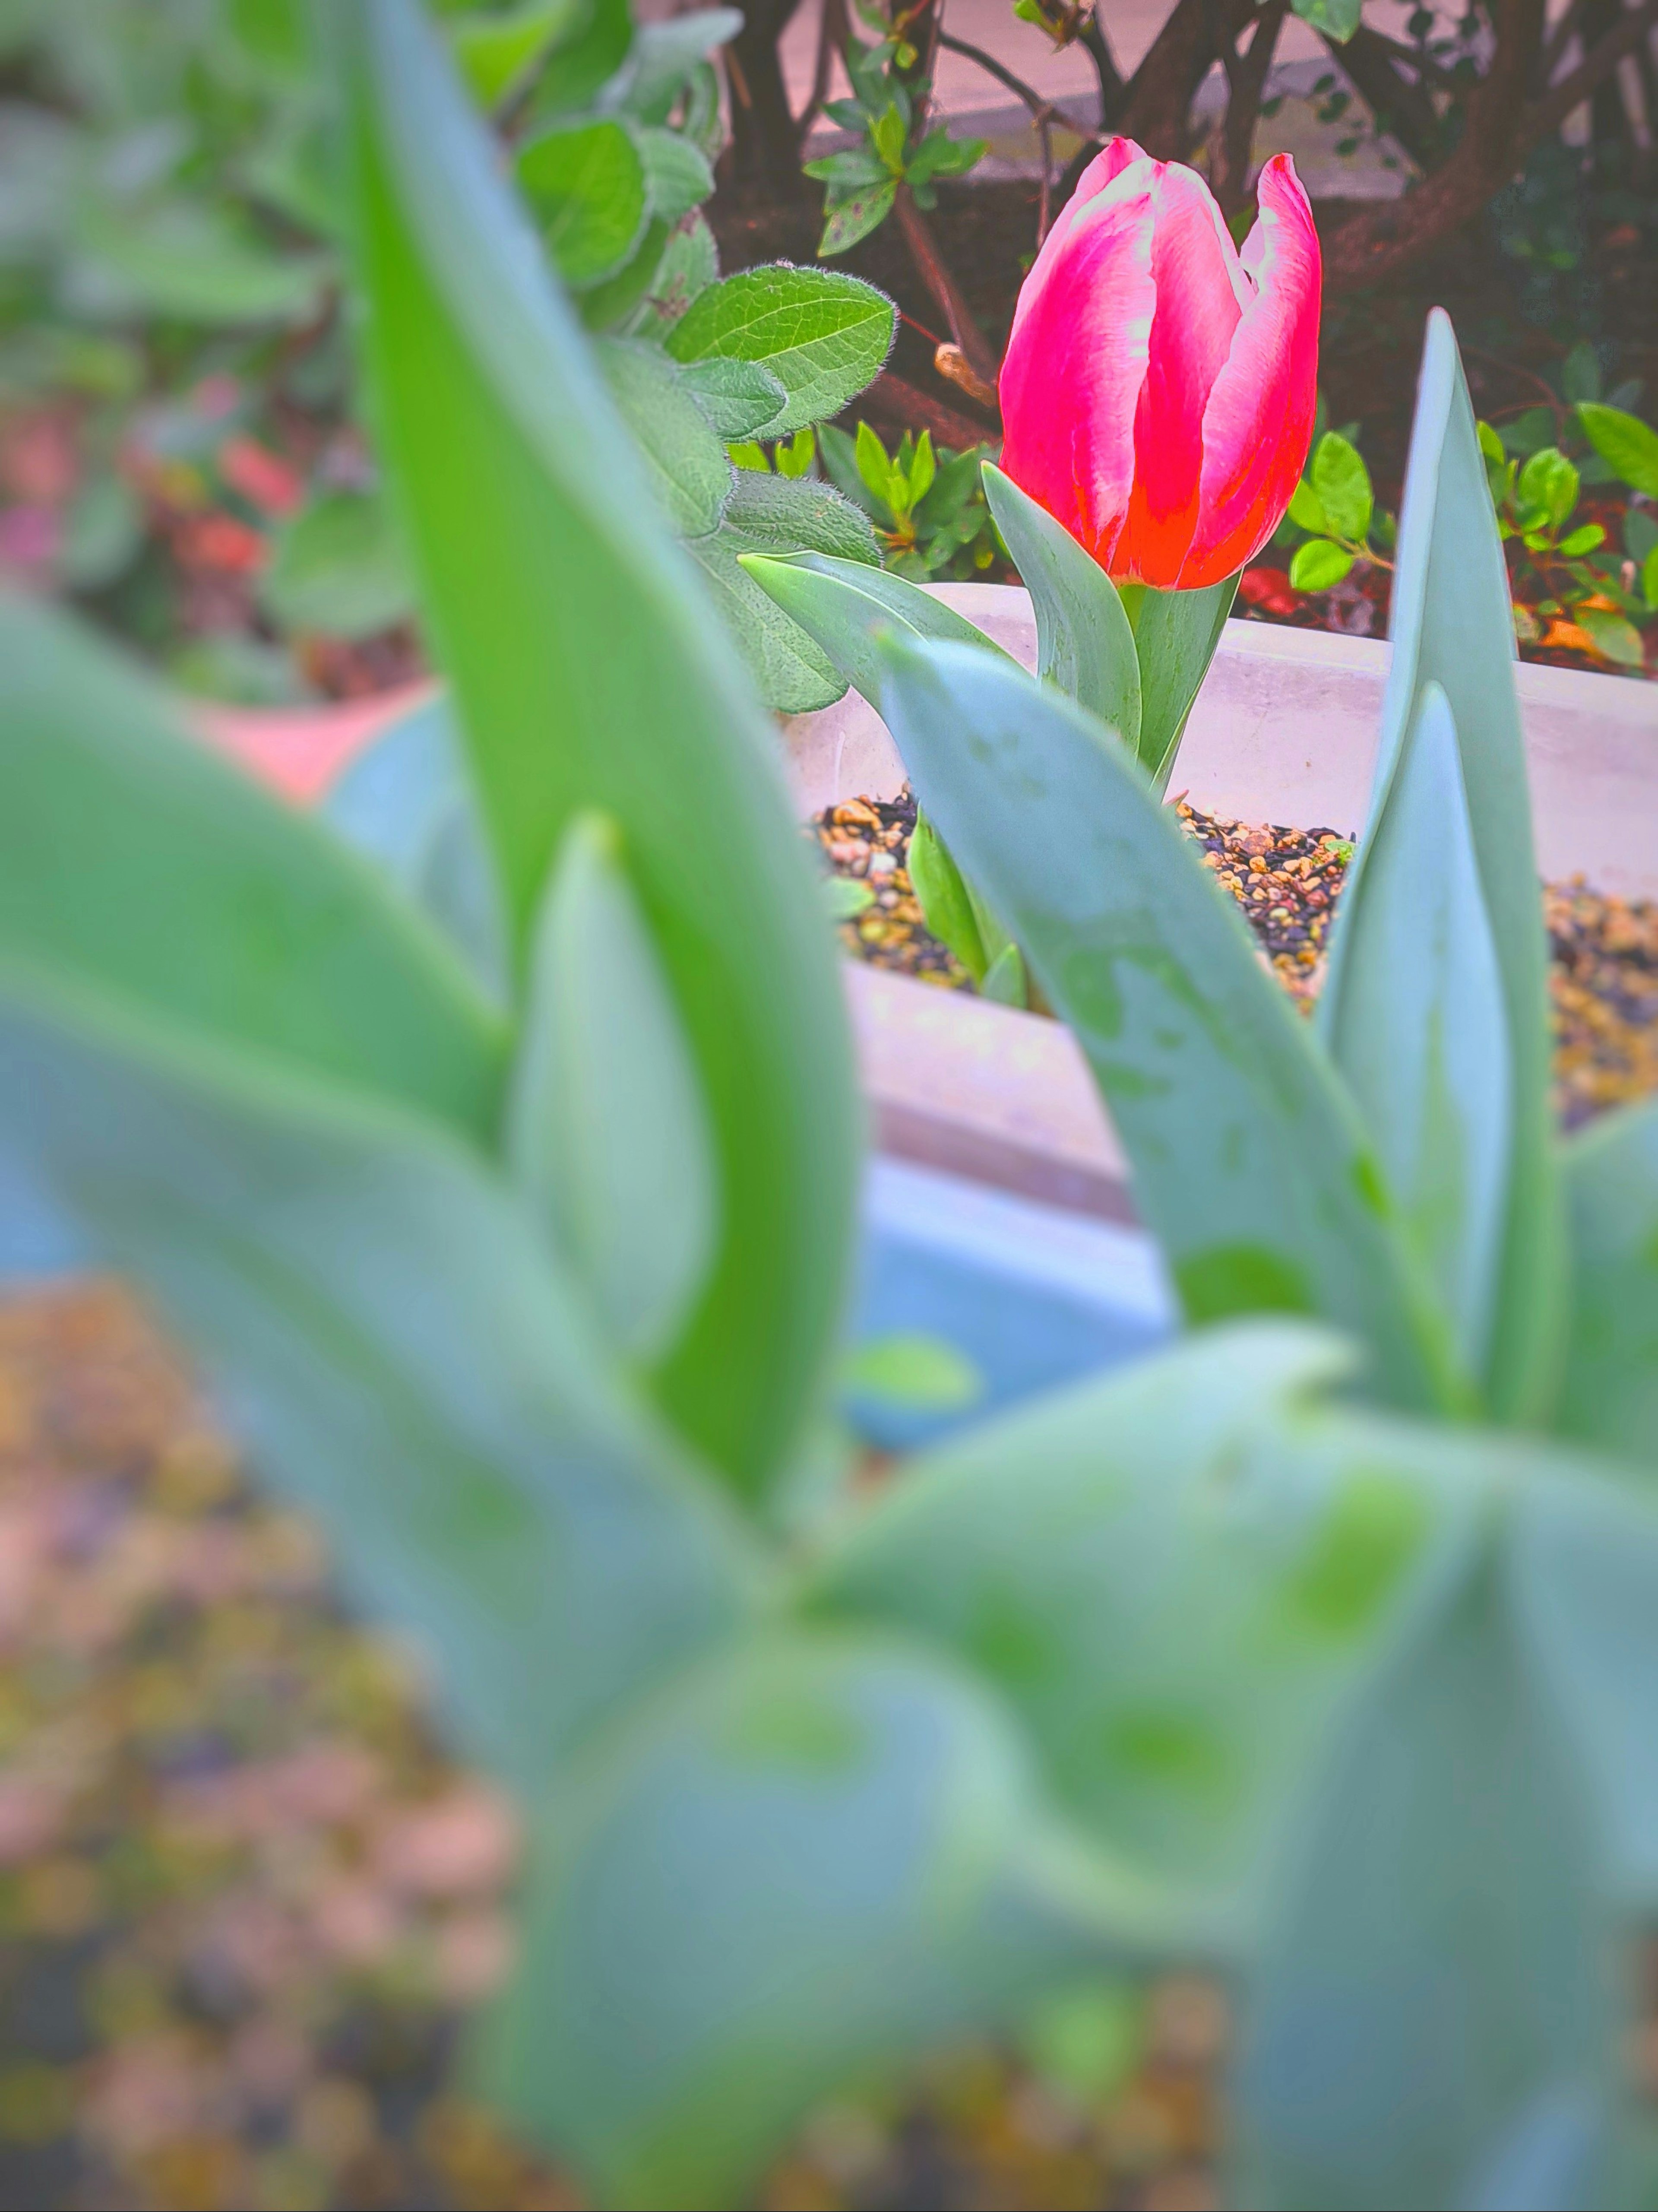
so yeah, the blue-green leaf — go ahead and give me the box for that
[479,1630,1187,2208]
[509,811,718,1366]
[874,637,1456,1414]
[0,957,758,1792]
[1316,683,1509,1388]
[814,1324,1474,1906]
[1237,1548,1611,2212]
[0,593,506,1141]
[1554,1101,1658,1461]
[334,0,859,1497]
[1119,573,1238,789]
[738,548,1011,708]
[981,462,1141,752]
[1332,310,1563,1422]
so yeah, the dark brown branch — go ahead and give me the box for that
[1322,0,1546,292]
[857,368,997,449]
[935,27,1066,241]
[1319,22,1448,171]
[1210,0,1288,214]
[1117,0,1257,156]
[892,181,1003,399]
[1524,0,1658,141]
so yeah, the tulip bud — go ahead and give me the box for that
[998,140,1321,592]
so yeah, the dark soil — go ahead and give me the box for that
[809,789,1658,1129]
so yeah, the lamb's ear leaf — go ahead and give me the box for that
[874,636,1459,1417]
[509,811,719,1366]
[981,462,1141,750]
[0,957,759,1792]
[739,547,1009,708]
[0,594,506,1141]
[1325,308,1564,1423]
[812,1322,1478,1910]
[1552,1100,1658,1460]
[1314,683,1509,1394]
[1237,1550,1613,2212]
[477,1629,1189,2210]
[1120,571,1237,790]
[332,0,859,1499]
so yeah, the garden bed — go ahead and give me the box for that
[810,786,1658,1132]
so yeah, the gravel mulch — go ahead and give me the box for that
[809,791,1658,1129]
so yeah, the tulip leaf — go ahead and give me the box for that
[1512,1459,1658,1911]
[738,547,1012,708]
[1118,573,1238,790]
[509,811,719,1366]
[665,264,896,438]
[1237,1551,1612,2212]
[479,1629,1185,2209]
[874,637,1457,1416]
[1315,684,1509,1390]
[813,1323,1474,1905]
[0,593,506,1142]
[981,463,1141,753]
[333,0,859,1497]
[1326,310,1563,1423]
[907,809,990,982]
[323,691,507,1000]
[1551,1101,1658,1461]
[0,955,759,1792]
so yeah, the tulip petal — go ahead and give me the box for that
[1006,136,1147,350]
[1183,155,1322,589]
[1120,164,1249,585]
[999,163,1161,572]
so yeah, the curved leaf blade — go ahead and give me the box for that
[739,547,1009,708]
[1554,1101,1658,1461]
[479,1629,1189,2208]
[981,461,1141,751]
[509,812,719,1365]
[0,593,506,1141]
[0,957,759,1790]
[876,638,1456,1413]
[1316,683,1511,1389]
[813,1323,1476,1906]
[1334,309,1563,1422]
[334,0,859,1496]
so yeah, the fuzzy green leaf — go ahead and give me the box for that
[667,263,895,435]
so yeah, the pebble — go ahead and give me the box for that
[809,787,1657,1127]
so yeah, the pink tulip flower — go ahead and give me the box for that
[998,141,1321,592]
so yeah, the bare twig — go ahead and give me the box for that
[1209,0,1287,215]
[1524,0,1658,141]
[892,181,1003,399]
[859,368,997,447]
[935,26,1069,241]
